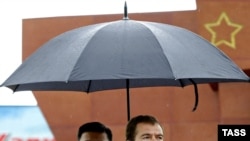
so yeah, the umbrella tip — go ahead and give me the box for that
[123,1,129,20]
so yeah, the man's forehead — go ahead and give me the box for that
[136,122,163,134]
[80,132,109,141]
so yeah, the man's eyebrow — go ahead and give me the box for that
[140,133,151,137]
[156,134,164,137]
[140,133,164,136]
[155,133,164,136]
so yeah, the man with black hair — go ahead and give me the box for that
[78,122,112,141]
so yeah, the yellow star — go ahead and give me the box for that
[204,12,243,49]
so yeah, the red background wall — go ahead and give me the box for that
[22,0,250,141]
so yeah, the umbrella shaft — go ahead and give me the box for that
[126,79,130,121]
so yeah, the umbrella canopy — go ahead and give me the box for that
[1,4,249,120]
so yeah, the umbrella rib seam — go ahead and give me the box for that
[137,21,177,79]
[66,22,113,84]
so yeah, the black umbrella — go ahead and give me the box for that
[1,3,249,121]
